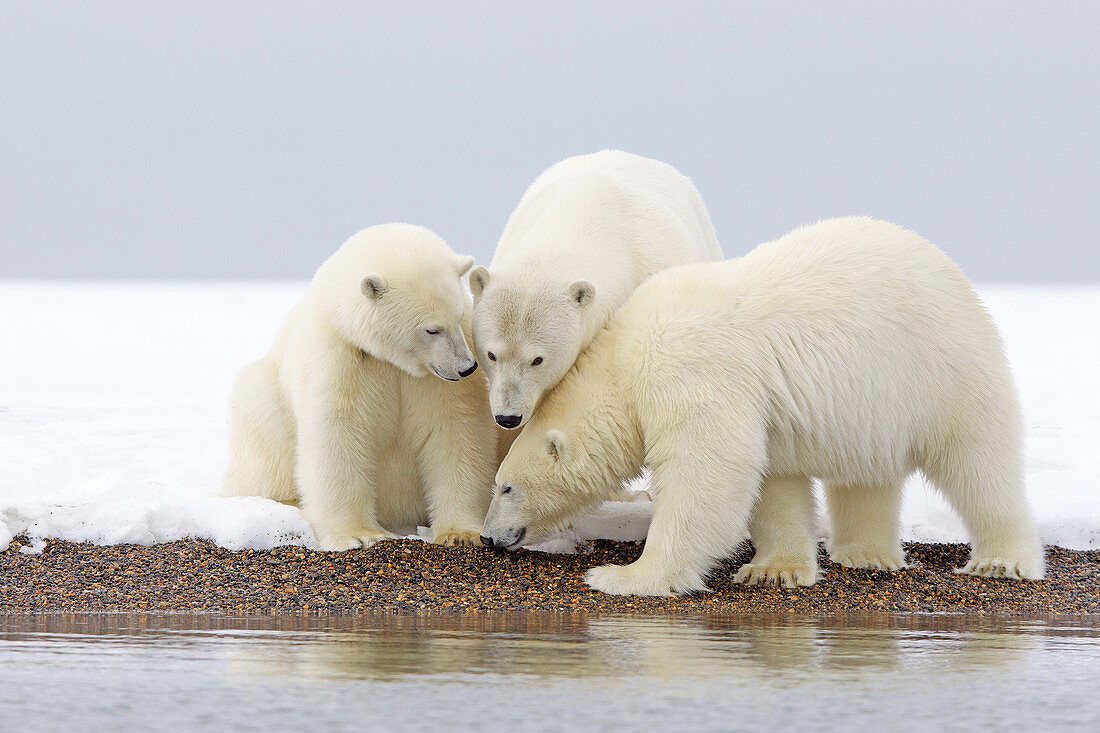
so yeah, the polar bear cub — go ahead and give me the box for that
[481,217,1044,595]
[224,224,497,551]
[469,150,723,431]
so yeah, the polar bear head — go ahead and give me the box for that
[319,223,478,380]
[468,267,595,429]
[480,428,580,549]
[480,355,638,548]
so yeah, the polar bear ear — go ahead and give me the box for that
[567,280,595,308]
[469,266,491,300]
[454,255,476,277]
[361,274,388,300]
[545,429,568,461]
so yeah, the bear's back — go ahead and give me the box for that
[609,217,1014,484]
[494,150,720,269]
[627,216,982,333]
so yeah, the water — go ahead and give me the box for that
[2,614,1099,732]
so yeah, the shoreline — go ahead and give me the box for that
[2,536,1097,616]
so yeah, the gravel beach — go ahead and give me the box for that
[2,536,1097,616]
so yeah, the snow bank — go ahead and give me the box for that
[0,283,1097,553]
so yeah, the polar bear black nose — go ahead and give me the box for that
[459,362,478,378]
[480,535,494,547]
[495,414,522,429]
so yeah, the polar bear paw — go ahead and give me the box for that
[433,528,482,547]
[584,563,701,597]
[317,529,392,552]
[829,546,908,572]
[956,554,1044,580]
[733,558,818,589]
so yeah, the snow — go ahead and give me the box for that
[1,282,1097,553]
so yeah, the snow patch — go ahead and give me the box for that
[18,538,47,555]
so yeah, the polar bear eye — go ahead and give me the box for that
[425,328,440,335]
[500,485,512,495]
[531,357,543,366]
[487,352,496,361]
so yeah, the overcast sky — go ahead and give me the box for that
[1,2,1097,282]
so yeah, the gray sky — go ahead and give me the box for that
[1,2,1097,282]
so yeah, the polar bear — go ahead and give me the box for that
[469,150,722,431]
[480,217,1044,595]
[224,224,497,551]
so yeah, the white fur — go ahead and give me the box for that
[224,224,497,550]
[483,217,1044,595]
[470,150,723,429]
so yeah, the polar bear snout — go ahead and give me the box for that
[481,526,526,550]
[427,335,479,381]
[488,379,536,429]
[495,414,523,429]
[482,484,530,550]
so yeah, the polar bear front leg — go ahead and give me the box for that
[585,447,765,596]
[297,410,391,552]
[417,399,496,547]
[733,475,819,588]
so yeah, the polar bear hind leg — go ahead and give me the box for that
[825,481,908,571]
[734,475,819,588]
[921,430,1044,580]
[223,360,297,504]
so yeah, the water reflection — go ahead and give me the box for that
[3,613,1095,682]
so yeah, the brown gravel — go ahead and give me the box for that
[1,535,1097,616]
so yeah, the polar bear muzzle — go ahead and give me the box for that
[426,331,479,381]
[479,526,526,550]
[482,482,532,550]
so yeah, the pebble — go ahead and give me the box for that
[1,536,1096,616]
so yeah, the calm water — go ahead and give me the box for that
[2,613,1099,731]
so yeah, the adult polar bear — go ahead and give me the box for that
[481,217,1044,595]
[469,150,722,431]
[224,224,497,551]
